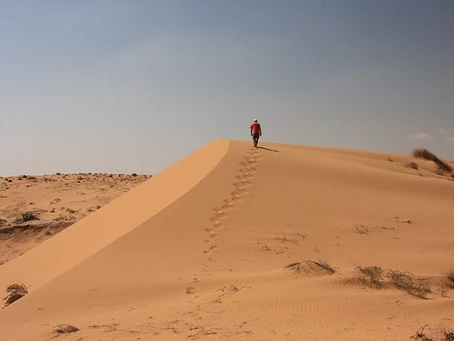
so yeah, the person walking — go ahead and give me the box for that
[250,119,262,147]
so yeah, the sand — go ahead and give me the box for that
[0,140,453,340]
[0,172,151,266]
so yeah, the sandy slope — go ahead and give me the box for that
[0,140,453,341]
[0,172,151,265]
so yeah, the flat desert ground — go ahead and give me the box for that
[0,140,453,341]
[0,172,151,266]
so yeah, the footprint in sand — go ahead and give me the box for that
[201,150,261,264]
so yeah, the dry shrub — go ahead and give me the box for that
[447,271,454,289]
[356,265,384,289]
[441,327,454,341]
[353,224,369,234]
[316,260,336,274]
[388,270,431,299]
[411,325,454,341]
[21,211,39,222]
[407,162,419,170]
[413,148,453,173]
[284,260,336,275]
[411,325,433,341]
[55,324,79,334]
[3,283,28,307]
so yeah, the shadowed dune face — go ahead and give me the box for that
[0,140,453,340]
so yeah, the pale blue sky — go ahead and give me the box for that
[1,0,453,176]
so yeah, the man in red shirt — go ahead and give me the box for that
[250,119,262,147]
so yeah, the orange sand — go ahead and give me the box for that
[0,172,150,265]
[0,140,453,340]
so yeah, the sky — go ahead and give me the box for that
[1,0,453,176]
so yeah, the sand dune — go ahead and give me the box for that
[0,140,453,340]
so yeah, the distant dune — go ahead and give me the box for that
[0,140,453,341]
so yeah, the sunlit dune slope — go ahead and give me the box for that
[1,140,453,341]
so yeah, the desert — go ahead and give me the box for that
[0,140,453,340]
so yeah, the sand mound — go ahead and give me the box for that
[0,140,453,340]
[283,260,336,276]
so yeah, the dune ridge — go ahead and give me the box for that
[1,140,453,341]
[0,139,229,294]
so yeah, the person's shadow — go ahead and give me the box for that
[258,146,280,153]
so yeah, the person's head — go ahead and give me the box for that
[253,119,258,122]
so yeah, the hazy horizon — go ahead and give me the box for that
[1,1,453,176]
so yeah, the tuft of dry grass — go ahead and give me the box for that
[411,325,433,341]
[20,211,39,222]
[55,324,79,334]
[284,260,336,275]
[356,265,384,289]
[412,148,453,173]
[441,327,454,341]
[387,270,431,299]
[407,162,419,170]
[411,325,454,341]
[3,283,28,307]
[447,271,454,289]
[353,223,369,234]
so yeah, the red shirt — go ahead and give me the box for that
[250,122,261,135]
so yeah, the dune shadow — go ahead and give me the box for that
[258,146,280,153]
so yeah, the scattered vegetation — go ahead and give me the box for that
[353,223,369,234]
[412,148,453,173]
[353,265,436,299]
[387,270,431,299]
[411,325,454,341]
[447,271,454,289]
[3,283,28,307]
[441,327,454,341]
[407,162,419,170]
[356,265,384,289]
[411,325,433,341]
[54,324,79,334]
[20,211,39,222]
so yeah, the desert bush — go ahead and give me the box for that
[353,223,369,234]
[3,283,28,307]
[413,148,453,173]
[411,325,433,341]
[447,271,454,289]
[21,211,39,222]
[387,270,431,299]
[55,324,79,334]
[356,265,384,288]
[441,327,454,341]
[317,260,336,274]
[284,260,336,275]
[407,162,419,170]
[411,325,454,341]
[413,149,437,161]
